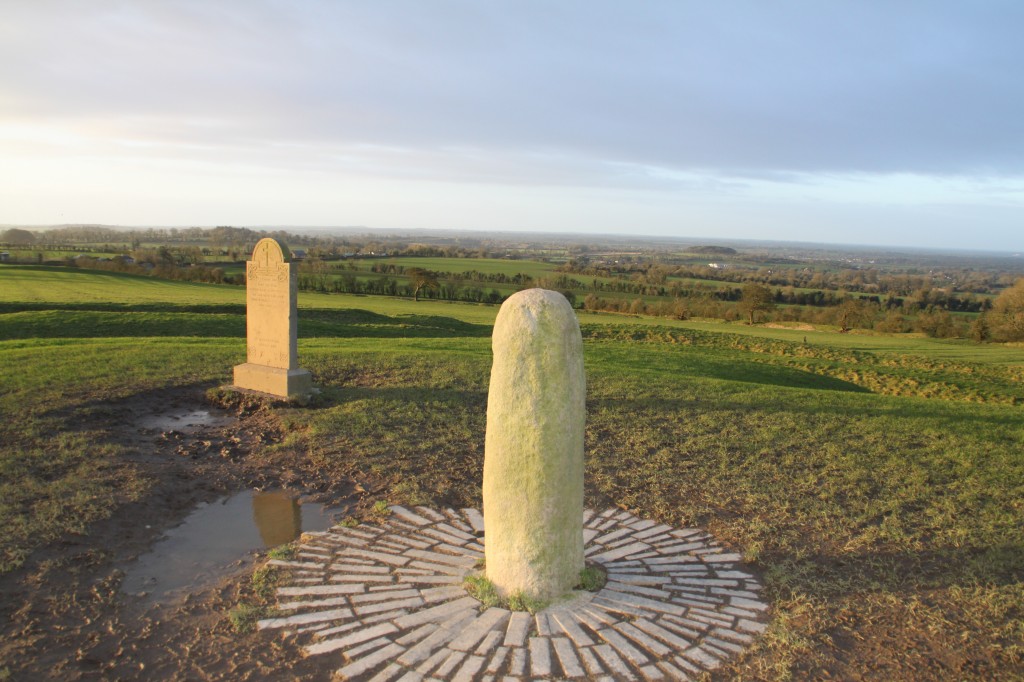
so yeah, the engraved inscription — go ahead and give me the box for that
[245,239,295,370]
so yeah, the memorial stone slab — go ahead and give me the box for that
[232,237,312,398]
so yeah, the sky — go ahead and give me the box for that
[1,1,1022,251]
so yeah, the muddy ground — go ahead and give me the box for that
[0,386,374,681]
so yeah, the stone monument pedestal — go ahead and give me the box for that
[233,363,312,398]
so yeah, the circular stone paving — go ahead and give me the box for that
[257,506,769,681]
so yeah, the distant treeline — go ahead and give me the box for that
[25,254,1022,341]
[56,254,231,284]
[363,262,535,288]
[298,272,507,305]
[558,259,1015,297]
[1,225,519,261]
[5,225,1024,342]
[579,291,969,338]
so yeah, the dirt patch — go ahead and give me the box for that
[0,385,375,681]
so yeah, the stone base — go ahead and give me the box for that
[233,363,312,398]
[258,506,769,680]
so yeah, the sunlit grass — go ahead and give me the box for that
[1,266,1022,678]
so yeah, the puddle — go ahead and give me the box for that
[136,408,228,433]
[121,490,337,604]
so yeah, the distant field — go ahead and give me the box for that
[350,256,557,279]
[7,257,980,335]
[0,266,245,306]
[2,248,127,261]
[349,256,637,291]
[666,275,735,289]
[3,264,1020,364]
[678,318,1024,366]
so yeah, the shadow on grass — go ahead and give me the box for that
[0,306,492,341]
[0,310,244,340]
[591,358,872,394]
[300,309,491,339]
[318,384,488,406]
[770,394,1024,429]
[595,390,1022,432]
[0,301,246,315]
[764,541,1024,596]
[704,360,872,393]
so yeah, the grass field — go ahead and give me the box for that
[0,266,246,306]
[1,264,1023,679]
[350,256,558,280]
[4,265,1017,358]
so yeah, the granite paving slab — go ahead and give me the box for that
[259,506,769,680]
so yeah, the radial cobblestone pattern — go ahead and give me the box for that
[258,506,769,681]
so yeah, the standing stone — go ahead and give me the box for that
[232,238,312,398]
[483,288,585,601]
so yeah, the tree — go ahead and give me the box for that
[876,311,909,333]
[989,278,1024,341]
[1,228,35,244]
[835,298,874,332]
[969,314,991,343]
[672,298,690,320]
[298,258,330,291]
[407,268,439,302]
[916,307,956,338]
[737,283,775,325]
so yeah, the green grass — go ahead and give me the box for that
[227,603,263,633]
[250,565,279,600]
[1,266,1023,678]
[0,264,500,324]
[6,264,1021,359]
[463,574,503,609]
[0,265,245,306]
[350,255,643,290]
[582,326,1024,404]
[506,590,548,614]
[267,544,296,561]
[576,565,607,592]
[0,336,238,572]
[463,573,550,613]
[678,318,1024,365]
[1,248,130,260]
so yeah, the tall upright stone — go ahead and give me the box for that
[483,288,585,601]
[232,238,312,398]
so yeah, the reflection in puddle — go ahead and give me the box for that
[252,490,302,547]
[122,490,334,604]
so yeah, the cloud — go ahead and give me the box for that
[4,0,1024,181]
[1,1,1022,249]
